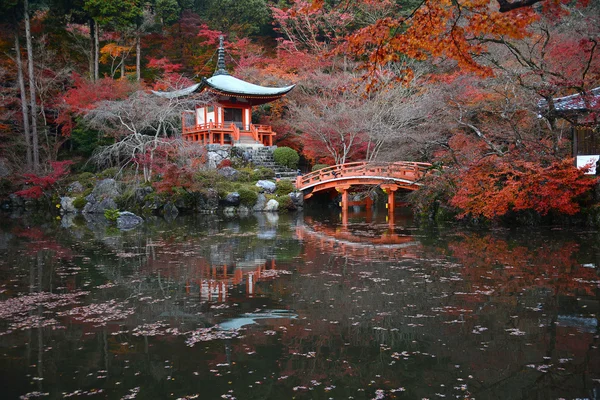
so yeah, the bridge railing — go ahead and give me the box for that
[296,161,432,190]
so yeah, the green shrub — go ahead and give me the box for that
[273,147,299,169]
[275,180,294,196]
[98,167,119,179]
[238,188,258,206]
[104,208,120,222]
[72,196,87,209]
[235,168,253,183]
[311,164,329,172]
[114,189,135,210]
[277,195,294,212]
[251,167,274,181]
[194,170,224,187]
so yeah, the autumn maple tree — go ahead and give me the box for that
[15,160,72,199]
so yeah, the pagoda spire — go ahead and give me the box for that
[214,35,229,76]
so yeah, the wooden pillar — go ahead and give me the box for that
[339,186,350,227]
[269,135,273,146]
[365,196,373,223]
[220,132,224,145]
[381,184,398,230]
[209,131,213,144]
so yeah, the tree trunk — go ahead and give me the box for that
[89,19,95,81]
[136,34,141,82]
[24,0,39,171]
[94,21,99,81]
[15,33,33,169]
[121,52,125,79]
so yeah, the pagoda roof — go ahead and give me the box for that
[201,74,295,98]
[152,76,294,101]
[538,87,600,114]
[153,36,294,103]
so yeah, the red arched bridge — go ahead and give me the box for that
[295,161,432,216]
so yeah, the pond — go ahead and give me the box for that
[0,207,599,399]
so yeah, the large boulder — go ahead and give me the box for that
[67,181,84,193]
[217,166,239,180]
[163,202,179,219]
[256,180,276,194]
[134,186,153,203]
[83,197,118,214]
[206,147,230,169]
[289,191,304,208]
[117,211,143,230]
[253,193,267,211]
[223,192,240,207]
[194,189,219,212]
[264,199,279,211]
[91,179,121,200]
[60,196,78,214]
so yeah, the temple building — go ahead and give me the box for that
[154,36,295,147]
[539,87,599,172]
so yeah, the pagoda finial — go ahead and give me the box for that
[214,35,229,76]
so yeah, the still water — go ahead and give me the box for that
[0,208,599,399]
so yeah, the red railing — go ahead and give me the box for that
[230,123,240,141]
[252,124,273,133]
[249,124,259,141]
[183,122,234,134]
[296,161,432,190]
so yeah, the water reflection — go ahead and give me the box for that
[0,211,598,399]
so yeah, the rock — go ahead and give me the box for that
[238,205,250,216]
[256,180,276,193]
[60,196,78,214]
[163,202,179,219]
[223,192,240,206]
[253,193,267,211]
[134,186,153,203]
[222,206,237,216]
[217,166,239,180]
[0,158,10,178]
[83,197,117,214]
[60,213,76,228]
[265,212,279,224]
[207,147,230,168]
[117,211,143,230]
[67,181,84,193]
[289,191,304,208]
[264,199,279,211]
[194,189,218,212]
[91,179,121,200]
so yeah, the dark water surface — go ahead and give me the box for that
[0,208,599,399]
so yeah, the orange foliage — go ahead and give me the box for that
[450,156,598,219]
[445,233,597,296]
[337,0,589,87]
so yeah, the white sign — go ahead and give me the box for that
[577,155,600,175]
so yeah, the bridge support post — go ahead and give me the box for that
[337,186,350,226]
[365,196,373,222]
[381,184,398,230]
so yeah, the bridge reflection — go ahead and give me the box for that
[296,215,421,260]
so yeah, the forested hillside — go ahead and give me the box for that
[1,0,598,221]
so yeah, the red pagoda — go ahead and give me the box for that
[154,36,295,147]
